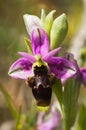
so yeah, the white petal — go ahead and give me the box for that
[23,14,41,35]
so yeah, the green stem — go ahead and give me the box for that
[62,76,81,130]
[52,78,63,109]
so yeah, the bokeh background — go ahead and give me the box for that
[0,0,86,130]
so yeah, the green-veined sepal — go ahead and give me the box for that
[24,37,33,54]
[50,13,68,50]
[41,9,56,37]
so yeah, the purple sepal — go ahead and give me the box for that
[8,57,33,79]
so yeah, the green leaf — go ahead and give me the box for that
[62,76,81,130]
[24,37,32,54]
[50,13,68,50]
[75,105,86,130]
[0,83,18,119]
[52,78,63,108]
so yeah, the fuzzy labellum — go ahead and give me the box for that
[27,64,56,109]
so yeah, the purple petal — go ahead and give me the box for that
[47,57,76,84]
[43,47,61,61]
[18,52,35,63]
[64,53,80,72]
[8,58,33,79]
[41,112,60,130]
[36,107,61,130]
[39,113,60,130]
[64,52,82,79]
[80,67,86,86]
[31,28,50,56]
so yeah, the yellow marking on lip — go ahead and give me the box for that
[32,54,48,69]
[37,106,50,111]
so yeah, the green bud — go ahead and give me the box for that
[41,9,46,25]
[41,9,56,37]
[24,37,32,54]
[50,13,68,50]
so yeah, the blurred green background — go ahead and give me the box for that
[0,0,85,130]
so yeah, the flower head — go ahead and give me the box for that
[8,28,75,81]
[8,28,75,108]
[8,11,76,108]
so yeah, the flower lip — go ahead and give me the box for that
[32,86,52,107]
[27,64,56,107]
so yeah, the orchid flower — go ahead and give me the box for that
[65,53,86,86]
[8,29,75,80]
[8,11,76,108]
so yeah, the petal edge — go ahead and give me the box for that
[8,57,33,79]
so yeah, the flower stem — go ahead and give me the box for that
[62,76,81,130]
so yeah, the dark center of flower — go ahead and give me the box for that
[27,65,56,107]
[34,65,48,76]
[32,84,52,106]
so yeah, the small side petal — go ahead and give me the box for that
[43,47,61,61]
[18,52,35,63]
[31,28,50,56]
[23,14,41,35]
[80,67,86,86]
[8,58,33,79]
[47,57,76,84]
